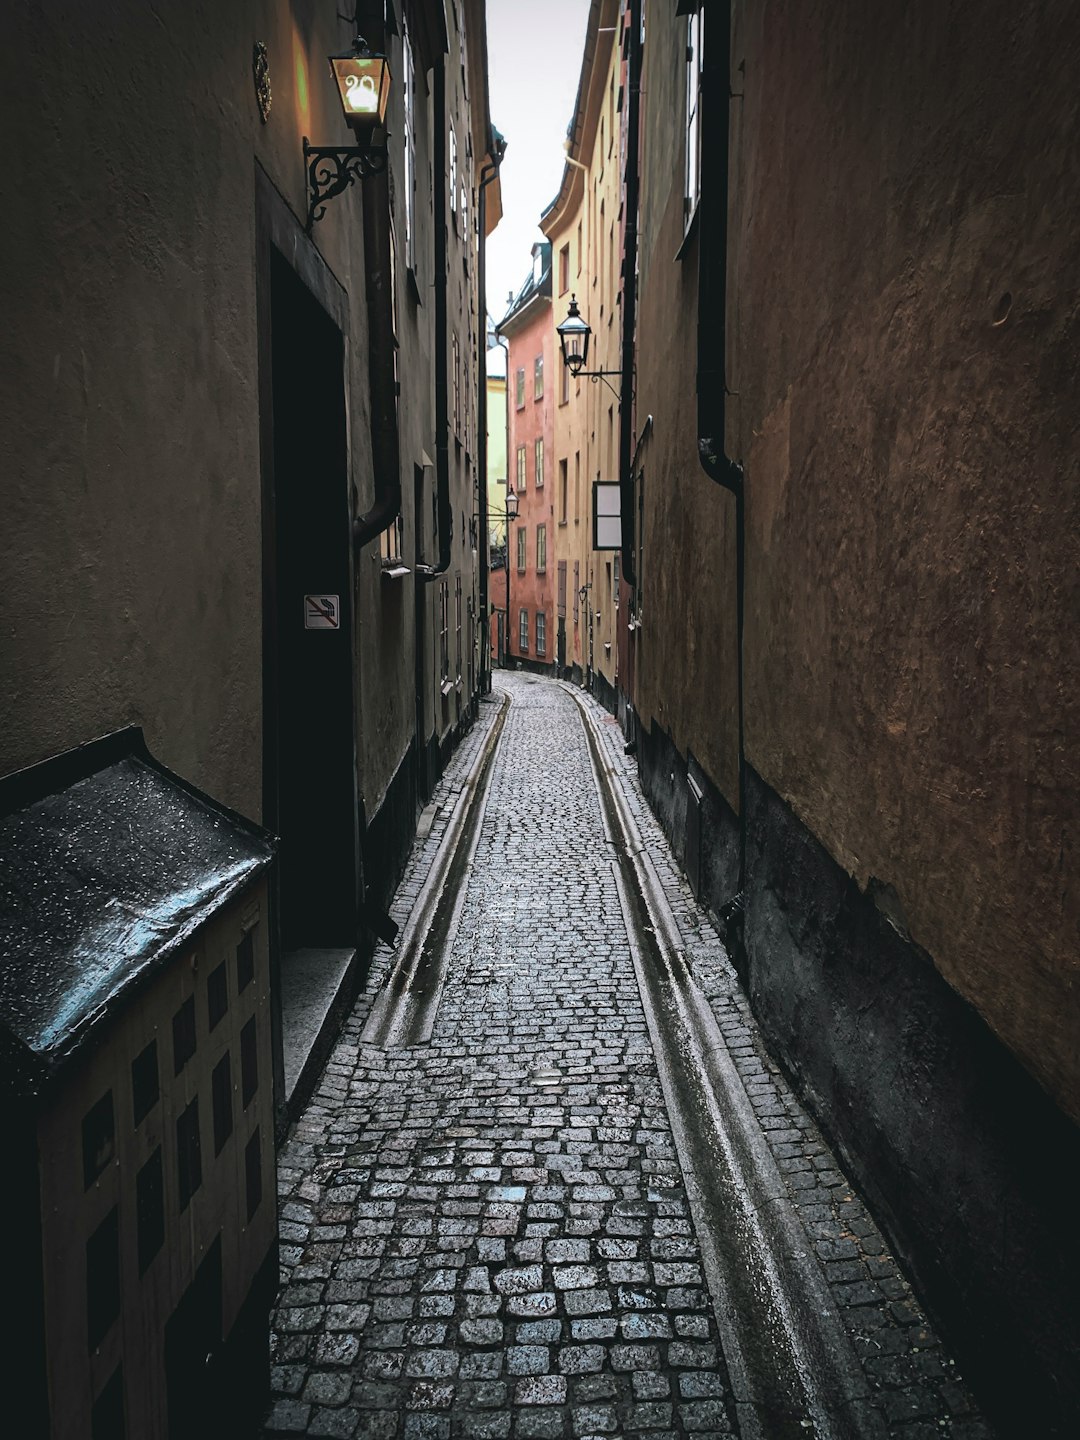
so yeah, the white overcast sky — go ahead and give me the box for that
[485,0,591,323]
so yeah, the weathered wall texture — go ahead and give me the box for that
[732,0,1080,1123]
[634,0,740,805]
[0,0,281,818]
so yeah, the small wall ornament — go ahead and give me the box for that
[253,41,272,124]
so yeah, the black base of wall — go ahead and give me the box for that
[363,746,418,936]
[592,668,617,716]
[743,764,1080,1436]
[637,718,740,925]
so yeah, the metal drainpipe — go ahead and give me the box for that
[619,0,643,590]
[424,53,453,581]
[696,0,747,953]
[351,8,401,550]
[477,138,506,692]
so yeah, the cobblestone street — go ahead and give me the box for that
[264,675,990,1440]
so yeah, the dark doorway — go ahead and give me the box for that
[413,464,430,800]
[557,617,566,673]
[266,250,358,949]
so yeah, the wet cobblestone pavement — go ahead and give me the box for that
[264,674,991,1439]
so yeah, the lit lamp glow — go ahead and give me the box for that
[329,38,391,135]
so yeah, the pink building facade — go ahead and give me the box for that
[494,244,555,671]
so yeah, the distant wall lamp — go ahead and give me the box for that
[303,35,391,231]
[557,295,626,398]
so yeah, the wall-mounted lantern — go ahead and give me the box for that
[505,486,520,521]
[303,35,391,232]
[556,295,591,376]
[557,295,625,398]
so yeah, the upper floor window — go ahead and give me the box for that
[515,367,526,409]
[517,445,527,490]
[517,526,527,572]
[559,244,570,295]
[534,355,544,400]
[536,523,547,574]
[534,437,545,488]
[450,123,458,217]
[403,17,416,273]
[686,10,704,231]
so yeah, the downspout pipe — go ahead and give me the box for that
[424,52,453,580]
[351,8,402,550]
[476,135,507,692]
[696,0,748,953]
[619,0,642,589]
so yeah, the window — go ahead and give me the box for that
[559,244,569,294]
[557,561,567,619]
[176,1099,202,1211]
[515,366,525,409]
[456,574,463,680]
[560,355,569,406]
[614,551,621,608]
[573,561,580,623]
[536,611,546,656]
[559,459,568,521]
[241,1018,258,1108]
[534,354,544,400]
[236,928,255,992]
[212,1052,233,1155]
[83,1091,114,1189]
[132,1041,159,1127]
[207,961,228,1031]
[380,514,404,566]
[403,17,416,273]
[576,221,582,275]
[452,332,461,438]
[439,580,449,680]
[574,451,581,523]
[534,437,545,488]
[536,524,547,574]
[686,10,704,229]
[136,1148,164,1274]
[172,995,196,1076]
[450,122,458,217]
[517,526,526,573]
[519,608,529,652]
[517,445,527,490]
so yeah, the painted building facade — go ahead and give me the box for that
[541,0,624,701]
[0,1,500,1430]
[619,1,1080,1432]
[498,244,556,671]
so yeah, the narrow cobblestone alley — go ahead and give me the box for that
[264,676,990,1440]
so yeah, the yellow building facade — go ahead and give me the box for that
[542,0,623,697]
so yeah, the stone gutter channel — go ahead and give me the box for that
[360,690,510,1049]
[570,689,883,1440]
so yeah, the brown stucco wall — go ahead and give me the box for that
[731,0,1080,1118]
[634,8,740,808]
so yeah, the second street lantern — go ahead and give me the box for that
[330,37,391,135]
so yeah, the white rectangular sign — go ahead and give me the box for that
[304,594,341,630]
[593,481,622,550]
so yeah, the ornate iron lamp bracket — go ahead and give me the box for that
[303,137,388,231]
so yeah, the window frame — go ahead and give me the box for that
[534,354,544,401]
[536,523,547,574]
[534,436,544,488]
[536,610,546,656]
[519,608,529,652]
[516,525,527,573]
[515,366,526,409]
